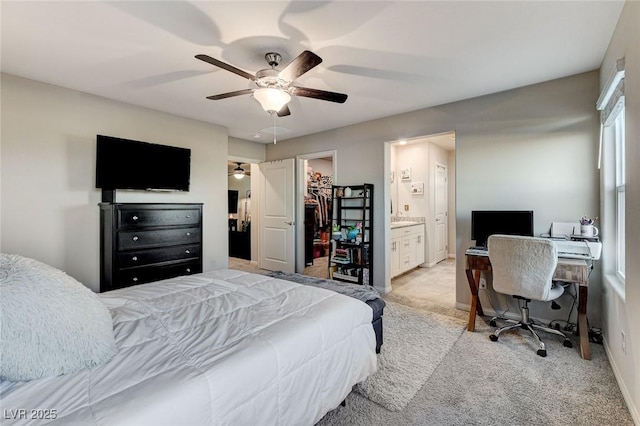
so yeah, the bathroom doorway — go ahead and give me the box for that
[387,132,456,308]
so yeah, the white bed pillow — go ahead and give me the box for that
[0,254,117,381]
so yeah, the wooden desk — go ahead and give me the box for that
[465,253,591,360]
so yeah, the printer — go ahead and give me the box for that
[554,240,602,260]
[545,222,601,259]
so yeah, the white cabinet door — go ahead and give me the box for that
[391,224,426,277]
[414,227,425,266]
[401,235,412,272]
[390,237,401,278]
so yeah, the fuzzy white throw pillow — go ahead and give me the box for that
[0,254,117,381]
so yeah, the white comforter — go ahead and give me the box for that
[1,269,377,425]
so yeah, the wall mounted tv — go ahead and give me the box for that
[228,190,239,214]
[96,135,191,192]
[471,210,534,247]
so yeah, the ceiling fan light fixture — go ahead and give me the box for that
[253,88,291,113]
[233,165,246,180]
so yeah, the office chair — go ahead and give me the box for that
[487,234,572,357]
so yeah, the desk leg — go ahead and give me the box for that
[473,270,484,317]
[577,285,591,360]
[465,268,484,332]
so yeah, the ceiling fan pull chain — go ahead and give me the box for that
[273,112,277,144]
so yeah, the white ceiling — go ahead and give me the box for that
[1,1,624,143]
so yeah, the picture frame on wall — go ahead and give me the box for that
[401,167,411,181]
[411,181,424,195]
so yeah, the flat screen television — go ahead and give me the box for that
[471,210,534,247]
[228,190,239,214]
[96,135,191,191]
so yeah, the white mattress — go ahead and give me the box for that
[1,269,377,425]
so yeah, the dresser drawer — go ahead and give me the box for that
[114,261,201,289]
[118,227,200,250]
[118,208,200,228]
[117,244,200,268]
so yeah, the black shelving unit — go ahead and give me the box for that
[328,184,373,286]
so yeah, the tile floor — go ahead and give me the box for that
[390,258,456,306]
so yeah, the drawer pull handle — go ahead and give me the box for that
[132,277,138,282]
[186,268,191,273]
[186,232,191,236]
[132,215,139,221]
[186,214,191,218]
[132,236,139,242]
[132,256,138,262]
[185,249,191,254]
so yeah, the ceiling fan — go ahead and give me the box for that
[195,50,348,117]
[229,162,250,180]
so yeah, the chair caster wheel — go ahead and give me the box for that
[563,339,573,348]
[489,334,498,342]
[537,349,547,357]
[489,320,497,327]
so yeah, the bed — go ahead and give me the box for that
[1,266,377,425]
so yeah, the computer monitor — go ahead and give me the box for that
[471,210,534,247]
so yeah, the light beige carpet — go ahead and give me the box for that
[355,301,466,411]
[318,307,633,426]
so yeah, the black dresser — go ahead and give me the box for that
[100,203,203,292]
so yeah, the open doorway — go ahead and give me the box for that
[386,132,457,308]
[228,160,254,265]
[296,151,337,277]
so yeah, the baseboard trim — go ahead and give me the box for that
[604,338,640,425]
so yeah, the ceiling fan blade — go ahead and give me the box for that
[195,54,255,81]
[206,89,254,100]
[277,105,291,117]
[279,50,322,82]
[290,86,348,103]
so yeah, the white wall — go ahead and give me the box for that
[394,142,429,219]
[599,1,640,422]
[228,136,266,162]
[447,149,456,258]
[266,71,602,325]
[1,74,229,292]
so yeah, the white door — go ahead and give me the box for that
[258,159,296,272]
[434,163,448,263]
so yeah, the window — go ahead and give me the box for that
[597,58,625,291]
[614,111,625,280]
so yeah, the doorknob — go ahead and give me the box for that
[285,221,295,226]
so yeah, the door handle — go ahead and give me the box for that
[285,221,295,226]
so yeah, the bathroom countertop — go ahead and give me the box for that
[390,221,423,229]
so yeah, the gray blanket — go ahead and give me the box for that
[266,271,381,302]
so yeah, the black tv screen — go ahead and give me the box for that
[96,135,190,191]
[471,210,534,247]
[228,190,239,214]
